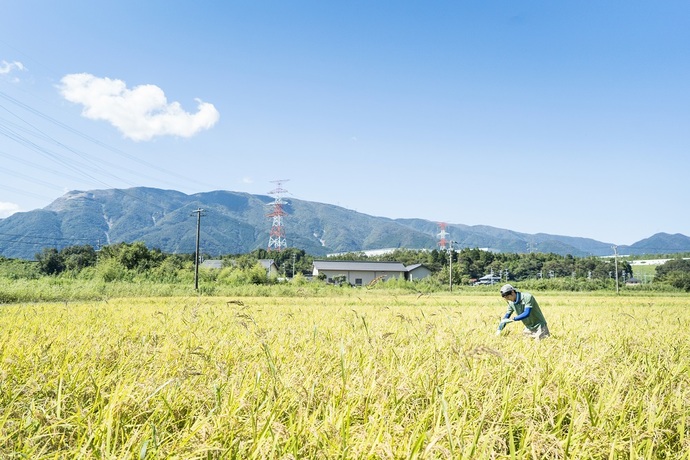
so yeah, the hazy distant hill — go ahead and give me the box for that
[0,187,688,260]
[619,232,690,256]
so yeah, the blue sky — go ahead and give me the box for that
[1,1,688,247]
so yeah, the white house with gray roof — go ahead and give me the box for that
[312,260,431,286]
[405,263,433,280]
[258,259,279,277]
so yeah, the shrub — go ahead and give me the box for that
[94,258,131,282]
[666,272,690,292]
[290,272,309,286]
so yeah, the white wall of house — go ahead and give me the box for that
[317,269,403,286]
[258,259,279,277]
[407,266,432,280]
[313,260,431,286]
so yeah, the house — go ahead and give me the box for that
[625,277,641,286]
[312,260,431,286]
[258,259,279,277]
[199,259,223,269]
[405,263,433,281]
[473,274,502,285]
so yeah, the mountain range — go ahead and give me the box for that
[1,187,688,260]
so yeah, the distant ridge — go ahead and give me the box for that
[619,232,690,255]
[0,187,688,259]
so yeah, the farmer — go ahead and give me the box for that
[497,284,550,339]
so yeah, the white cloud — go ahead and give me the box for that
[0,60,26,81]
[241,177,254,184]
[58,73,220,141]
[0,202,21,218]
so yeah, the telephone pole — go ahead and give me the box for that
[192,208,205,290]
[448,241,458,291]
[612,245,619,294]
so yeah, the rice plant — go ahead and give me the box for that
[1,292,689,458]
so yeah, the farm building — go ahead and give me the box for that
[312,260,431,286]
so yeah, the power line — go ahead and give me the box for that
[0,116,151,186]
[0,90,211,189]
[0,87,226,215]
[0,101,162,190]
[0,182,54,200]
[0,231,96,247]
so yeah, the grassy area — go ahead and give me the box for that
[1,292,689,458]
[630,263,657,282]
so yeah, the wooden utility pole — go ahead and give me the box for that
[612,245,619,294]
[448,241,457,291]
[192,208,205,290]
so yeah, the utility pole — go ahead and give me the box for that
[612,245,619,294]
[448,241,458,291]
[192,208,205,290]
[448,246,452,291]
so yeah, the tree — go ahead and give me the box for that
[512,253,543,280]
[36,248,65,275]
[61,245,97,271]
[655,259,690,291]
[574,256,599,278]
[666,272,690,291]
[456,248,487,279]
[542,258,572,278]
[655,258,690,280]
[99,241,163,271]
[260,247,313,276]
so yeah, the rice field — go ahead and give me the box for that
[1,292,689,459]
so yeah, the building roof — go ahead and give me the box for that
[200,260,223,269]
[258,259,277,269]
[405,263,429,272]
[313,260,407,272]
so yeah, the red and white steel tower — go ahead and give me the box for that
[267,179,289,251]
[437,222,448,250]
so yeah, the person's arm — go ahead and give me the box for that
[512,307,531,321]
[497,305,515,334]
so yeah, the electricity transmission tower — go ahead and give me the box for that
[437,222,448,250]
[267,180,289,251]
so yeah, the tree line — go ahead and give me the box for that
[0,243,688,291]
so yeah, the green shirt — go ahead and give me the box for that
[505,291,547,331]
